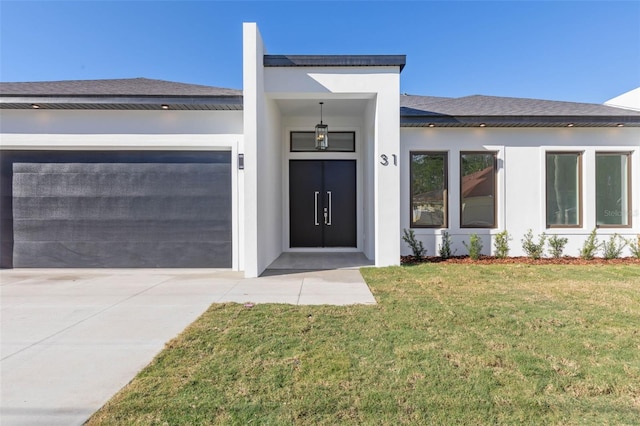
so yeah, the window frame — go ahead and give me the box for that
[595,151,632,229]
[289,131,356,152]
[459,151,498,229]
[545,151,583,229]
[409,151,449,229]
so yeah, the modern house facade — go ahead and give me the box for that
[1,23,639,276]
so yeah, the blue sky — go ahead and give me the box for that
[1,1,638,103]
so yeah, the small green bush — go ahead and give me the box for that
[493,230,511,259]
[602,234,627,260]
[627,235,640,259]
[439,231,456,259]
[402,228,426,258]
[521,229,546,259]
[579,228,599,260]
[463,234,483,260]
[548,234,568,258]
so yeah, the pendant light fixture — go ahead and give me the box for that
[315,102,328,150]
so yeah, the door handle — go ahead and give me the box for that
[314,191,319,226]
[326,191,332,225]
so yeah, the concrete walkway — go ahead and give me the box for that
[0,268,376,426]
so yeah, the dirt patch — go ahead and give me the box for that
[401,255,640,266]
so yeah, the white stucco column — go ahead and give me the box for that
[243,23,285,278]
[374,83,401,267]
[242,23,263,278]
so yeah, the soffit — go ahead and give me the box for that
[274,98,369,118]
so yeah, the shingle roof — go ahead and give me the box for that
[0,78,243,110]
[0,78,241,96]
[400,94,640,127]
[2,77,639,126]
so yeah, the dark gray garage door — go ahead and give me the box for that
[1,151,231,268]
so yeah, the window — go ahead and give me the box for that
[290,131,355,152]
[596,152,631,227]
[460,152,497,228]
[410,152,448,227]
[546,152,582,227]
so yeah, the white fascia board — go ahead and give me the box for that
[0,134,241,150]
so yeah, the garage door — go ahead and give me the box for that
[1,151,231,268]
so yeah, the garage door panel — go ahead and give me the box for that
[2,150,232,268]
[13,162,229,174]
[12,166,230,197]
[13,241,231,268]
[13,196,231,220]
[13,219,231,242]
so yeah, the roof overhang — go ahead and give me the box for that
[401,115,640,127]
[0,95,244,110]
[264,55,406,72]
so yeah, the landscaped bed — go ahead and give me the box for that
[88,264,640,425]
[402,255,640,265]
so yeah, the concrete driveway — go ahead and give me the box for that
[0,268,375,426]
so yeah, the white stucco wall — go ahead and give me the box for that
[401,127,640,258]
[257,96,283,270]
[605,87,640,112]
[0,109,243,135]
[0,109,243,153]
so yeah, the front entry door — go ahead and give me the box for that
[289,160,356,247]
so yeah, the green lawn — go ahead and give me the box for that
[88,264,640,425]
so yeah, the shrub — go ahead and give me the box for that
[547,234,568,258]
[627,235,640,259]
[602,234,627,260]
[463,234,483,260]
[402,229,425,258]
[493,230,511,259]
[579,228,600,260]
[521,229,546,259]
[439,231,456,259]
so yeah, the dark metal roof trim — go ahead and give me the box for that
[0,95,244,110]
[401,115,640,128]
[264,55,406,71]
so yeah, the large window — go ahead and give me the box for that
[460,152,497,228]
[546,152,582,227]
[596,152,631,227]
[410,152,448,227]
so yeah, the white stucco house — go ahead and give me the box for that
[1,23,639,276]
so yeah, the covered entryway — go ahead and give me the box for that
[0,150,231,268]
[289,160,356,248]
[242,25,404,276]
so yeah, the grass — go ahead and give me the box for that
[88,264,640,425]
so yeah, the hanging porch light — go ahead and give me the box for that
[315,102,328,150]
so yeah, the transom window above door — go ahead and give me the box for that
[290,131,355,152]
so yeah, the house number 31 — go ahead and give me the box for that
[380,154,398,166]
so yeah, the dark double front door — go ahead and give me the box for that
[289,160,356,248]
